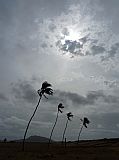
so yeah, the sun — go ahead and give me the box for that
[61,28,81,42]
[65,28,81,41]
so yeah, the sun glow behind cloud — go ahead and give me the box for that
[61,28,81,42]
[34,1,119,85]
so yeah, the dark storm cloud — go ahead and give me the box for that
[12,81,38,104]
[48,90,119,107]
[12,79,119,106]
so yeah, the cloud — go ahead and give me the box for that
[90,45,106,55]
[11,80,109,108]
[41,42,48,49]
[56,35,89,56]
[90,112,119,131]
[48,90,119,107]
[12,80,38,104]
[108,42,119,58]
[56,31,107,58]
[101,42,119,61]
[61,27,69,36]
[48,23,56,32]
[0,93,9,101]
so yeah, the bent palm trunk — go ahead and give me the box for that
[77,125,83,143]
[22,97,42,151]
[48,111,59,147]
[62,119,69,143]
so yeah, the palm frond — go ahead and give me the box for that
[67,112,73,121]
[37,89,42,97]
[38,82,53,98]
[58,103,64,113]
[83,117,90,128]
[58,109,63,113]
[44,88,53,95]
[41,81,52,90]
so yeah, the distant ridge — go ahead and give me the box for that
[16,135,54,143]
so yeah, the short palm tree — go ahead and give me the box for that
[77,117,90,143]
[48,103,64,147]
[62,112,73,143]
[22,81,53,151]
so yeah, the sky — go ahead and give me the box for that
[0,0,119,141]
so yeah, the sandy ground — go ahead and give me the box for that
[0,139,119,160]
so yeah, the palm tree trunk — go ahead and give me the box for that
[48,111,59,147]
[22,96,42,151]
[77,125,83,143]
[62,119,68,143]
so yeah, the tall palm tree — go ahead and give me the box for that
[62,112,73,143]
[48,103,64,147]
[22,81,53,151]
[77,117,90,143]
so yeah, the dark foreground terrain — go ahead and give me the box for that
[1,138,119,160]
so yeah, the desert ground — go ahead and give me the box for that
[1,139,119,160]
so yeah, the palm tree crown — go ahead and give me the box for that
[37,81,53,99]
[67,112,73,121]
[77,117,90,143]
[58,103,64,113]
[81,117,90,128]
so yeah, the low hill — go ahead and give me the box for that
[16,135,53,143]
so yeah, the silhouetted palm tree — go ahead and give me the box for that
[22,81,53,151]
[77,117,90,143]
[62,112,73,143]
[48,103,64,147]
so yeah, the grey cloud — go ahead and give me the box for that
[11,79,119,108]
[61,28,69,36]
[48,23,56,32]
[57,39,83,56]
[12,81,38,104]
[104,80,118,88]
[79,36,89,44]
[90,112,119,131]
[41,42,48,49]
[0,93,8,101]
[48,90,118,107]
[56,33,89,56]
[103,95,119,103]
[56,34,107,57]
[108,42,119,58]
[101,42,119,61]
[90,45,106,55]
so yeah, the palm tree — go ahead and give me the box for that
[22,81,53,151]
[77,117,90,143]
[48,103,64,147]
[62,112,73,143]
